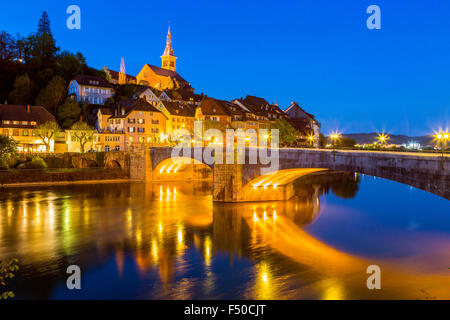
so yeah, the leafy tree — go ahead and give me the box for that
[0,31,17,62]
[0,258,19,300]
[56,51,84,82]
[270,118,298,147]
[58,98,81,128]
[0,135,18,168]
[35,75,66,114]
[337,137,357,148]
[319,133,327,148]
[70,121,95,153]
[35,121,60,152]
[18,156,47,169]
[8,74,37,105]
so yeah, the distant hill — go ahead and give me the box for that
[342,133,434,146]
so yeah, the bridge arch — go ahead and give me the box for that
[153,156,213,181]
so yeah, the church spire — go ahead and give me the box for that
[161,25,177,71]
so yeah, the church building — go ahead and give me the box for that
[136,27,192,91]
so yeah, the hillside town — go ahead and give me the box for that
[0,21,320,154]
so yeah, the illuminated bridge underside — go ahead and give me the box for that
[129,147,450,201]
[241,169,327,202]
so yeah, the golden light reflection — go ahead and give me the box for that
[254,262,275,300]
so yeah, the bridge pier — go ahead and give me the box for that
[213,163,296,202]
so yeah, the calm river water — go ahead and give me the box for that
[0,173,449,299]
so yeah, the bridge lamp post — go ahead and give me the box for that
[376,133,390,150]
[308,135,314,147]
[330,133,340,161]
[435,133,448,169]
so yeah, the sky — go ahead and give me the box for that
[1,0,449,136]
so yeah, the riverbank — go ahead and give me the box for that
[0,168,129,187]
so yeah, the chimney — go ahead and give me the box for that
[26,104,31,112]
[121,107,125,115]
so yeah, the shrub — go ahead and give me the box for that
[18,156,48,169]
[0,157,8,170]
[0,258,19,300]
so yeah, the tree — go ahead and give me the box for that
[37,11,52,36]
[70,121,95,153]
[0,258,19,300]
[8,74,37,105]
[0,135,18,168]
[35,75,66,114]
[0,31,17,62]
[319,133,327,148]
[34,11,58,64]
[56,51,84,82]
[58,98,81,129]
[270,119,298,147]
[337,137,357,148]
[35,121,60,152]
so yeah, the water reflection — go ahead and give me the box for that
[0,173,449,300]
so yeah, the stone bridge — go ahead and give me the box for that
[129,147,450,201]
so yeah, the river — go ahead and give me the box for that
[0,172,449,299]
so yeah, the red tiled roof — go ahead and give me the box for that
[145,64,190,87]
[160,101,196,117]
[198,97,233,117]
[105,69,136,82]
[73,74,114,89]
[0,104,56,128]
[109,99,162,119]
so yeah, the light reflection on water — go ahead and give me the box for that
[0,173,449,300]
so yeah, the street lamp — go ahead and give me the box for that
[329,132,341,161]
[435,132,449,169]
[308,135,314,147]
[376,133,390,150]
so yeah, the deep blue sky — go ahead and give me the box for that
[1,0,449,135]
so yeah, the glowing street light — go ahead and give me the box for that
[329,132,341,161]
[308,135,314,147]
[376,133,390,149]
[435,132,449,169]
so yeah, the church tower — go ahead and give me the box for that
[161,26,177,72]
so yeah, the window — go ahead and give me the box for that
[152,120,159,124]
[2,129,8,135]
[138,128,145,133]
[3,120,10,125]
[128,118,136,124]
[114,145,120,151]
[13,121,19,125]
[129,127,135,133]
[105,145,110,152]
[138,119,144,124]
[13,129,19,136]
[139,137,144,143]
[22,121,28,125]
[22,130,29,136]
[30,121,36,126]
[115,119,120,124]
